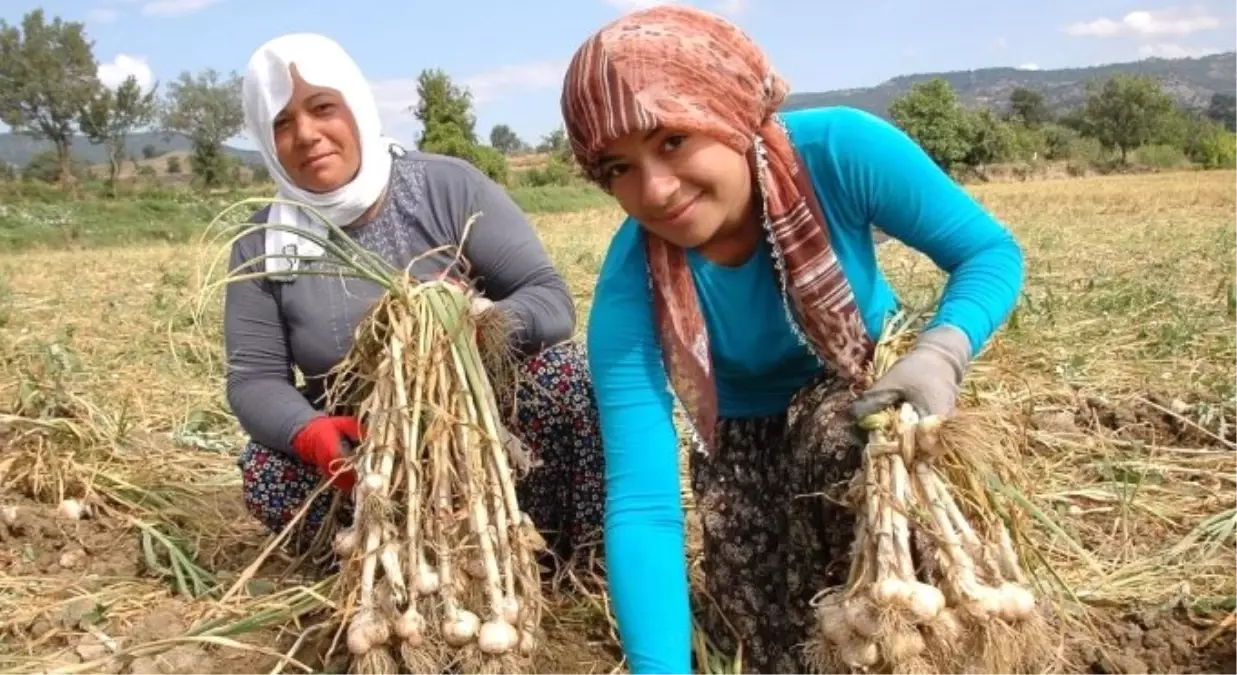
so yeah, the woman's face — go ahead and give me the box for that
[596,127,754,250]
[272,66,361,193]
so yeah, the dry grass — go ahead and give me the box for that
[0,169,1233,674]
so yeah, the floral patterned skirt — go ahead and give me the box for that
[237,340,606,566]
[690,373,866,674]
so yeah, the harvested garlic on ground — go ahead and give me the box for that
[478,620,519,654]
[872,577,910,607]
[346,609,389,655]
[840,641,879,669]
[442,610,480,647]
[927,608,963,643]
[997,582,1036,621]
[362,472,386,495]
[56,498,87,520]
[519,629,538,655]
[844,598,880,638]
[1,505,18,526]
[906,582,945,621]
[815,600,851,644]
[500,597,521,624]
[394,608,425,645]
[415,559,440,594]
[333,528,359,557]
[885,629,926,662]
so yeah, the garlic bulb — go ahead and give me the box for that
[332,528,359,557]
[442,610,480,647]
[346,609,389,656]
[477,620,518,655]
[56,498,88,520]
[394,608,425,645]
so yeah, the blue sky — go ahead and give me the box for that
[3,0,1235,150]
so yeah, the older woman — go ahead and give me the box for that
[226,33,603,565]
[559,6,1025,673]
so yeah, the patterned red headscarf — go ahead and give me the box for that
[560,5,874,451]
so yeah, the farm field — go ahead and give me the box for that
[0,170,1234,674]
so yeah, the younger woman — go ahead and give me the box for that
[559,6,1024,673]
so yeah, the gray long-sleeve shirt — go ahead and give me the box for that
[223,150,575,456]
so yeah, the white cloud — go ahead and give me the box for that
[367,78,421,139]
[97,54,155,92]
[1138,42,1221,58]
[86,8,120,23]
[141,0,223,17]
[1064,8,1221,37]
[462,60,568,104]
[1017,63,1041,70]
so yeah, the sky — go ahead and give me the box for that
[3,0,1235,151]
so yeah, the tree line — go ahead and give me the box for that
[0,9,251,193]
[887,76,1236,178]
[3,8,1233,197]
[0,8,582,195]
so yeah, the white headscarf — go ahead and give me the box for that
[242,32,402,275]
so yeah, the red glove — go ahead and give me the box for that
[291,416,362,495]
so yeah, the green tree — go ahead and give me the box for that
[536,128,569,158]
[142,143,158,159]
[1179,113,1237,169]
[160,68,244,190]
[413,68,507,184]
[1079,74,1176,164]
[961,108,1015,174]
[414,68,477,147]
[489,124,525,155]
[166,155,182,174]
[1205,93,1235,132]
[1040,124,1078,160]
[1007,87,1051,128]
[79,75,158,196]
[0,9,100,192]
[24,149,87,184]
[888,78,971,172]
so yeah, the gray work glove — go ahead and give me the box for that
[851,325,972,420]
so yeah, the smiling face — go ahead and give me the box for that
[271,65,362,193]
[597,127,756,252]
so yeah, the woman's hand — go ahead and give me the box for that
[291,415,362,493]
[851,325,971,420]
[440,274,495,319]
[470,295,494,317]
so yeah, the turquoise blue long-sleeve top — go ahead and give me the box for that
[585,105,1024,674]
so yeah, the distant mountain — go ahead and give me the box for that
[780,52,1236,119]
[0,130,263,169]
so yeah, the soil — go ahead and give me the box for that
[0,492,620,675]
[1064,606,1235,674]
[1,392,1232,675]
[4,488,1231,675]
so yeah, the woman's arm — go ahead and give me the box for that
[420,157,576,354]
[586,225,693,674]
[814,106,1025,355]
[223,231,321,454]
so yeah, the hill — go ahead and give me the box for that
[780,51,1236,118]
[0,130,262,169]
